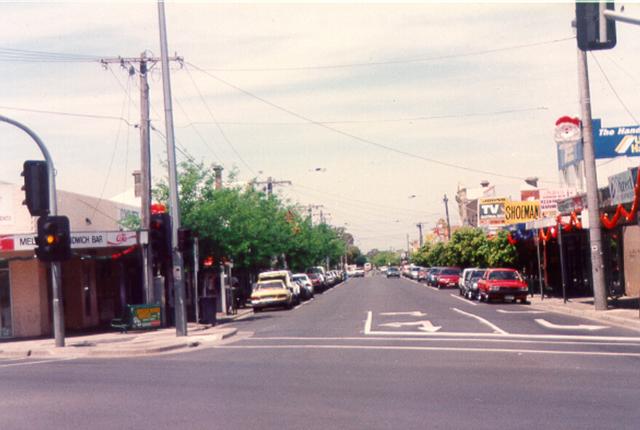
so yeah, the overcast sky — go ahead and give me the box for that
[2,1,640,251]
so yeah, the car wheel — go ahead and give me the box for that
[253,307,262,313]
[437,285,441,290]
[520,298,528,304]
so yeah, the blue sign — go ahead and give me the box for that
[593,118,640,159]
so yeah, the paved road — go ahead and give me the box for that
[1,275,639,429]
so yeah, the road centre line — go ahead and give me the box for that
[245,336,640,347]
[496,309,546,314]
[213,344,640,358]
[452,307,508,334]
[449,293,477,306]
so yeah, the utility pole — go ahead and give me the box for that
[443,194,451,241]
[213,165,223,190]
[305,204,324,225]
[416,222,424,248]
[100,53,182,305]
[254,176,292,197]
[577,46,607,310]
[158,0,187,336]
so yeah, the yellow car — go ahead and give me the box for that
[251,280,293,312]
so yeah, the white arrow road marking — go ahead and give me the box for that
[535,319,608,331]
[452,308,508,335]
[497,309,546,314]
[379,311,427,317]
[379,320,441,332]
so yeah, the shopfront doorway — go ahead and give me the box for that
[0,261,12,338]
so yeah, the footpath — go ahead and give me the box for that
[0,308,252,359]
[529,295,640,332]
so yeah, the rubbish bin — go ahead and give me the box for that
[199,296,217,325]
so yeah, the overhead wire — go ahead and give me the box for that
[183,65,257,175]
[202,36,575,72]
[187,61,560,185]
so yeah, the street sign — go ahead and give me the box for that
[593,119,640,159]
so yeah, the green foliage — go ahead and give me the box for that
[370,250,401,267]
[118,212,141,230]
[410,228,517,268]
[152,161,347,272]
[354,255,368,266]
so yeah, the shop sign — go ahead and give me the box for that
[504,201,541,225]
[539,188,576,218]
[0,184,14,226]
[0,231,137,252]
[593,118,640,159]
[557,194,587,214]
[608,169,635,205]
[478,197,507,226]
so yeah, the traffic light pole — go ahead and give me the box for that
[0,115,65,347]
[158,0,187,336]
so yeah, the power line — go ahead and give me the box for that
[201,36,575,72]
[173,106,548,127]
[0,104,136,126]
[0,47,102,63]
[591,52,640,124]
[188,61,557,184]
[183,65,256,175]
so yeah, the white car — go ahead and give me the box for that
[292,273,314,299]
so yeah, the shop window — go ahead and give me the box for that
[0,261,12,338]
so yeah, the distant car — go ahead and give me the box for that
[477,268,528,303]
[436,267,461,289]
[408,267,420,280]
[386,267,400,278]
[292,273,314,300]
[353,268,365,277]
[251,280,293,312]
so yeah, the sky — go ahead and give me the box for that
[2,1,640,252]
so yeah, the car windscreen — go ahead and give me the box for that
[441,269,460,275]
[488,271,521,281]
[470,270,486,280]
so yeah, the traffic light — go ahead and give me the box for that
[177,228,193,253]
[36,216,71,262]
[150,213,172,261]
[576,2,616,51]
[21,160,49,216]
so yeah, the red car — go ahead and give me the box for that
[436,267,461,289]
[477,268,528,303]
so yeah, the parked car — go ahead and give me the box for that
[409,266,421,280]
[307,272,324,293]
[426,267,442,286]
[292,273,314,300]
[418,267,429,282]
[251,280,293,312]
[461,268,487,300]
[386,266,400,278]
[325,271,336,286]
[436,267,462,289]
[477,268,529,303]
[258,270,301,304]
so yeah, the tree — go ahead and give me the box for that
[370,250,401,267]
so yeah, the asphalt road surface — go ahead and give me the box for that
[2,275,639,429]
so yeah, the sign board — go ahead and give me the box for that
[609,169,636,205]
[478,197,507,226]
[0,230,137,252]
[593,119,640,159]
[504,200,540,225]
[129,304,161,329]
[0,184,14,226]
[539,188,576,218]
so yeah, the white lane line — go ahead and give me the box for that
[449,293,477,306]
[451,307,508,335]
[364,311,373,335]
[245,336,640,347]
[0,357,76,368]
[363,329,640,342]
[380,311,426,317]
[535,318,608,331]
[212,344,640,358]
[497,309,546,314]
[293,298,315,310]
